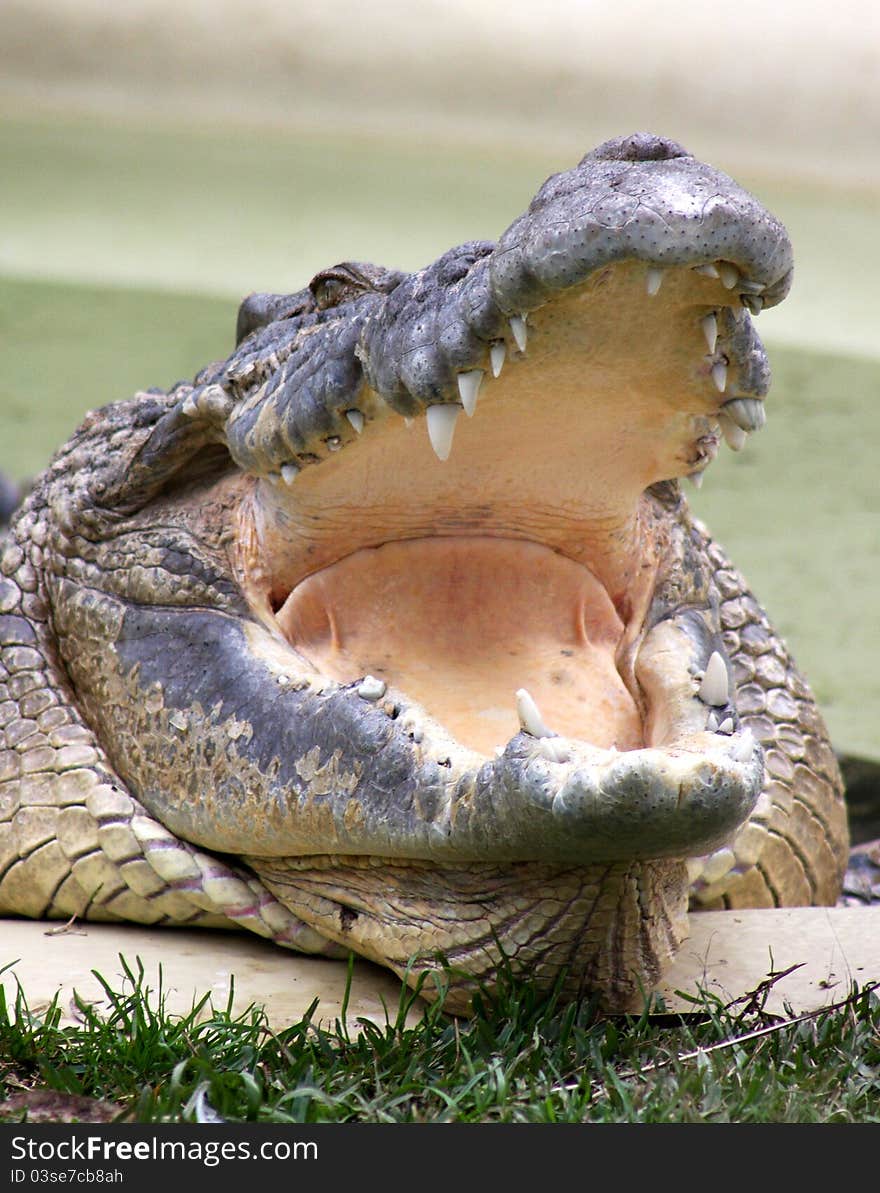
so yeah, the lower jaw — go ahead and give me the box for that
[245,520,747,1007]
[246,853,689,1013]
[275,535,644,756]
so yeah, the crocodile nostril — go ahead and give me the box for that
[588,132,691,163]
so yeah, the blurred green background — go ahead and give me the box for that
[0,1,877,759]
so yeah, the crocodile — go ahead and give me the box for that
[0,133,849,1014]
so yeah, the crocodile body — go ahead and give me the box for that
[0,134,848,1012]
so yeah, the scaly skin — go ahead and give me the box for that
[0,134,848,1012]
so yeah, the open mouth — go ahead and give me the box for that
[62,134,797,1010]
[248,259,769,767]
[217,134,790,879]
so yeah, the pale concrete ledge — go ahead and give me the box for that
[656,907,879,1013]
[1,909,878,1028]
[0,920,411,1030]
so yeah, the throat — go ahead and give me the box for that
[275,536,644,756]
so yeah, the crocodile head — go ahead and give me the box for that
[31,133,804,1011]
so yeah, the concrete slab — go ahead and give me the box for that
[2,910,878,1027]
[0,921,419,1030]
[657,907,880,1014]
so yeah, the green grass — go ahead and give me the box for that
[0,958,877,1124]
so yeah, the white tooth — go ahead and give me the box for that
[509,314,528,353]
[700,847,736,885]
[694,263,720,279]
[698,651,729,707]
[711,361,728,393]
[717,717,735,735]
[539,738,570,763]
[741,295,763,316]
[346,410,365,434]
[686,858,705,884]
[739,279,765,294]
[732,727,756,764]
[457,369,483,417]
[719,414,747,452]
[490,341,506,378]
[356,675,386,701]
[515,688,552,738]
[404,417,414,428]
[718,262,739,290]
[687,471,705,490]
[326,436,342,452]
[706,710,720,732]
[426,404,461,461]
[701,313,717,354]
[723,397,765,432]
[646,268,664,296]
[280,463,300,485]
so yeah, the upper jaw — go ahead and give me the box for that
[219,133,790,485]
[356,132,788,429]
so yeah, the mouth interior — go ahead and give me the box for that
[276,535,644,755]
[252,260,751,758]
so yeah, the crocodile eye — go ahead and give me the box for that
[312,276,345,310]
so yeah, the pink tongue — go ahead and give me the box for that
[276,537,643,756]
